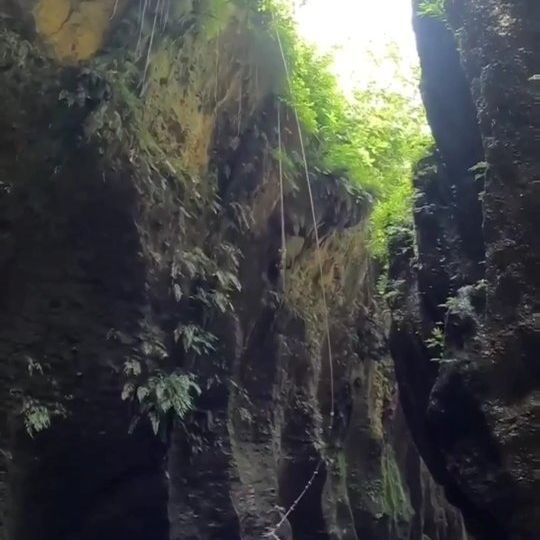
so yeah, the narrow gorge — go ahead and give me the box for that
[0,1,537,540]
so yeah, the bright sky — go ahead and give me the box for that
[294,0,419,94]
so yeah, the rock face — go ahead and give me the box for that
[389,2,539,540]
[0,2,472,540]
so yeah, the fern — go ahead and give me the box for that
[426,326,445,352]
[440,294,473,315]
[116,0,430,261]
[21,399,50,437]
[20,397,67,438]
[123,371,201,435]
[174,324,218,356]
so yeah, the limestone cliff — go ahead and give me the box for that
[0,1,496,540]
[389,2,539,540]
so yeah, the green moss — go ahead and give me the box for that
[381,447,413,528]
[95,0,429,261]
[76,5,249,435]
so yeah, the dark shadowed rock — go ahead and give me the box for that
[389,2,539,540]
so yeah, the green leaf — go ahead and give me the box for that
[124,359,142,376]
[136,386,149,403]
[121,382,135,401]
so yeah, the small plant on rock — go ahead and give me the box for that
[418,0,447,21]
[20,397,67,438]
[21,398,50,437]
[426,326,445,356]
[440,293,473,316]
[469,161,488,182]
[123,368,201,435]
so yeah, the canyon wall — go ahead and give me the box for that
[0,1,469,539]
[389,2,539,540]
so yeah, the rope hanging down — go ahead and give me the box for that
[266,13,336,537]
[277,101,287,291]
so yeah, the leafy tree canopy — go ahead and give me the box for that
[256,0,432,259]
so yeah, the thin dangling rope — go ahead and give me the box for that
[272,15,335,421]
[266,13,336,538]
[267,460,324,537]
[110,0,119,20]
[277,100,287,290]
[140,0,161,95]
[215,31,221,106]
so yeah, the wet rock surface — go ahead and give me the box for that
[389,3,539,540]
[1,1,537,539]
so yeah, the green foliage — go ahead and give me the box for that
[123,369,201,435]
[381,447,413,527]
[21,398,50,437]
[171,242,241,343]
[469,161,488,182]
[177,245,241,296]
[381,277,407,306]
[426,326,445,354]
[440,292,473,315]
[174,324,218,356]
[259,1,431,259]
[101,0,429,261]
[198,0,236,38]
[417,0,447,21]
[20,397,67,438]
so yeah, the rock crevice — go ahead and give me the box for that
[389,3,539,540]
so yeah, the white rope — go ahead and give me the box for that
[277,100,287,290]
[266,13,336,537]
[265,460,324,538]
[110,0,119,20]
[215,32,220,106]
[272,16,335,420]
[140,0,161,95]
